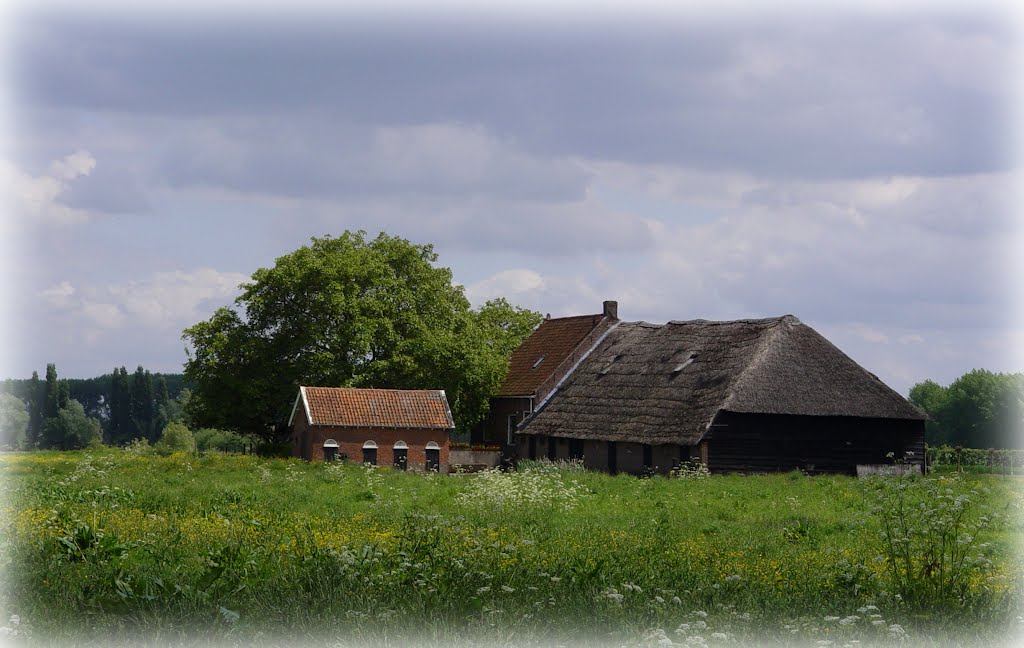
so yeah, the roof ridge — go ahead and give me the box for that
[542,313,605,322]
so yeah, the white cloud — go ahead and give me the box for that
[465,269,545,305]
[1,151,96,226]
[35,268,248,347]
[847,323,890,345]
[37,280,76,307]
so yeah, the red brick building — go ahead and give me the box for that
[472,300,620,458]
[289,386,454,471]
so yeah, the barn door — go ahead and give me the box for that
[393,441,408,470]
[425,441,440,472]
[362,440,377,465]
[608,441,617,474]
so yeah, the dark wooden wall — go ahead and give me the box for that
[705,411,926,475]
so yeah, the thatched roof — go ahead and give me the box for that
[519,315,926,445]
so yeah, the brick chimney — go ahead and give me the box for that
[603,300,618,320]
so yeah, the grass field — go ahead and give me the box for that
[0,449,1021,647]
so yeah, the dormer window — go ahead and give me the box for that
[599,354,623,375]
[672,353,698,374]
[532,355,545,369]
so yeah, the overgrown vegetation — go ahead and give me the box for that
[1,450,1020,646]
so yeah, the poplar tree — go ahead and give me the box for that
[27,371,42,448]
[130,366,155,442]
[43,364,59,419]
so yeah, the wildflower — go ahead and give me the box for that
[686,636,707,647]
[711,632,729,640]
[655,596,665,604]
[824,616,841,622]
[839,615,859,626]
[501,585,515,593]
[871,621,885,627]
[693,610,708,618]
[725,574,741,583]
[671,596,682,605]
[477,586,491,595]
[550,576,561,583]
[888,624,907,639]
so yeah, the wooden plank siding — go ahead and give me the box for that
[705,411,926,475]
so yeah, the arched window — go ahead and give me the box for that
[322,439,339,462]
[393,440,408,470]
[362,440,378,466]
[425,441,440,472]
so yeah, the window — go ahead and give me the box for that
[531,355,545,369]
[393,440,408,470]
[507,414,518,446]
[362,440,378,465]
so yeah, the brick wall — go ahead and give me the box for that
[291,409,450,471]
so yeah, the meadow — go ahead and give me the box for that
[0,450,1021,647]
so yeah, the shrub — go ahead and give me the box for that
[194,428,247,453]
[155,422,196,455]
[863,472,999,609]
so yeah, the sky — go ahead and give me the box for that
[1,1,1021,398]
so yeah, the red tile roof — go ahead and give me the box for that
[497,314,607,397]
[294,387,455,429]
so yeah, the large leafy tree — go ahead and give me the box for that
[183,232,541,439]
[910,369,1024,448]
[0,392,29,449]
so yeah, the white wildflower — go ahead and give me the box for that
[711,632,730,640]
[888,624,907,638]
[671,596,682,605]
[655,596,665,604]
[824,616,841,622]
[686,636,707,647]
[725,574,742,583]
[693,610,708,618]
[871,620,885,627]
[501,585,515,593]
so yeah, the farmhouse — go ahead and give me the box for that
[516,314,927,475]
[472,301,620,456]
[289,386,454,471]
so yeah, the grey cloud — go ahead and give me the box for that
[12,10,1016,180]
[153,118,591,202]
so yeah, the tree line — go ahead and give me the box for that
[0,365,192,450]
[909,369,1023,449]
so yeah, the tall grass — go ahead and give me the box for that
[0,449,1020,646]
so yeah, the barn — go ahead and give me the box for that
[289,386,454,471]
[516,315,927,475]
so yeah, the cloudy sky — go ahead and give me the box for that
[2,2,1021,397]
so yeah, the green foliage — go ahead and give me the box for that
[2,452,1019,645]
[130,366,155,442]
[910,370,1023,448]
[43,363,59,419]
[27,370,42,448]
[183,231,541,439]
[863,473,999,608]
[193,428,248,453]
[0,391,29,449]
[42,400,103,450]
[155,421,196,455]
